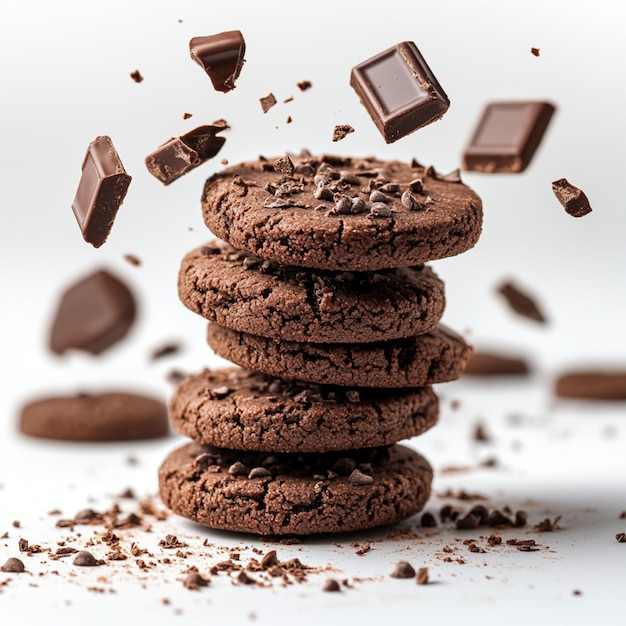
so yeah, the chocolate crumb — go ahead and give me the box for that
[73,551,103,567]
[12,521,20,528]
[260,93,277,113]
[616,533,626,543]
[473,422,491,443]
[332,125,355,142]
[183,112,193,120]
[531,47,540,57]
[345,390,360,403]
[497,280,547,324]
[573,589,582,596]
[123,254,141,266]
[455,513,480,530]
[1,557,25,573]
[248,467,271,479]
[260,550,279,569]
[150,342,181,360]
[130,69,144,83]
[297,80,312,91]
[390,561,416,579]
[323,578,341,592]
[286,116,292,124]
[183,572,209,590]
[421,512,437,528]
[416,567,429,585]
[237,571,256,585]
[273,155,294,176]
[552,178,592,217]
[534,516,561,532]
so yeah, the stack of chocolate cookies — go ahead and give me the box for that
[159,153,482,535]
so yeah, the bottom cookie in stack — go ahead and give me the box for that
[159,368,437,535]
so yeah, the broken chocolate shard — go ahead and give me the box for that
[332,125,355,142]
[49,269,137,355]
[260,93,277,113]
[350,41,450,143]
[551,178,592,217]
[189,30,246,92]
[130,69,144,83]
[72,136,132,248]
[145,125,226,186]
[497,280,547,324]
[463,101,555,173]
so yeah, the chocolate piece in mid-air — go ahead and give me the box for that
[189,30,246,92]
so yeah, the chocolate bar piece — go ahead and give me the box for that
[497,280,547,324]
[555,371,626,400]
[49,269,137,356]
[189,30,245,92]
[463,102,555,173]
[551,178,592,217]
[350,41,450,143]
[145,125,226,186]
[71,136,132,248]
[464,351,530,376]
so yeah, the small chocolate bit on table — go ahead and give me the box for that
[554,371,626,400]
[260,93,277,113]
[390,561,416,579]
[129,69,144,83]
[71,136,132,248]
[123,253,141,267]
[463,101,555,173]
[145,125,226,186]
[531,47,541,57]
[1,557,25,573]
[322,579,341,592]
[297,80,312,91]
[464,351,531,376]
[73,550,103,567]
[332,124,355,142]
[497,280,547,324]
[551,178,592,217]
[49,269,136,355]
[189,30,246,92]
[416,567,429,585]
[350,41,449,143]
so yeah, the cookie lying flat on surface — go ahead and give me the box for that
[158,442,432,535]
[178,242,445,344]
[201,154,482,271]
[19,392,169,441]
[170,368,439,452]
[207,323,471,388]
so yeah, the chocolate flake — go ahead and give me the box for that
[184,572,209,590]
[531,47,540,57]
[551,178,592,217]
[150,342,181,361]
[260,93,277,113]
[123,253,141,267]
[390,561,416,579]
[616,533,626,543]
[332,125,355,142]
[273,155,295,176]
[129,69,144,83]
[189,30,246,92]
[497,281,547,324]
[73,551,104,567]
[297,80,312,91]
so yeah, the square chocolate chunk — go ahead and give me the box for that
[350,41,450,143]
[463,101,556,173]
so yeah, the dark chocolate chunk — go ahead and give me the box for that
[71,136,132,248]
[260,93,277,113]
[551,178,592,217]
[497,281,546,324]
[554,371,626,400]
[350,41,449,143]
[145,125,226,186]
[332,125,355,142]
[420,512,437,528]
[130,69,144,83]
[390,561,416,579]
[463,101,556,173]
[260,550,279,569]
[616,533,626,543]
[348,469,373,485]
[464,351,531,376]
[1,557,25,573]
[297,80,312,91]
[416,567,429,585]
[273,155,294,176]
[123,253,141,266]
[531,47,540,57]
[73,550,103,567]
[49,269,136,355]
[322,579,341,592]
[184,572,209,590]
[189,30,246,92]
[150,342,181,361]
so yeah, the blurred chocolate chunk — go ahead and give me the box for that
[49,269,137,355]
[463,101,555,173]
[464,351,530,376]
[145,125,226,185]
[71,136,132,248]
[555,371,626,400]
[129,69,144,83]
[350,41,449,143]
[497,281,547,324]
[189,30,246,92]
[332,125,355,142]
[552,178,592,217]
[260,93,277,113]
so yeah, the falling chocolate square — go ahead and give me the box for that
[350,41,450,143]
[71,136,132,248]
[463,101,556,173]
[189,30,246,93]
[145,125,226,186]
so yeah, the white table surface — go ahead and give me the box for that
[1,0,626,623]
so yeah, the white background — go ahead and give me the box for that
[1,0,626,623]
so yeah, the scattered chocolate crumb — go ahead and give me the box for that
[619,512,626,520]
[416,567,429,585]
[183,572,209,590]
[390,561,416,579]
[487,534,502,546]
[273,155,294,176]
[616,533,626,543]
[130,69,144,83]
[497,280,547,324]
[150,342,181,361]
[286,116,292,124]
[297,80,312,91]
[183,112,193,120]
[531,47,540,57]
[506,539,540,552]
[260,93,277,113]
[237,571,256,585]
[159,535,188,549]
[552,178,592,217]
[472,422,491,443]
[12,521,20,528]
[534,516,561,532]
[332,125,355,142]
[260,550,279,569]
[322,578,341,592]
[348,469,373,485]
[573,589,582,596]
[73,551,104,567]
[1,557,25,573]
[221,158,229,165]
[167,369,187,385]
[421,512,437,528]
[123,254,141,266]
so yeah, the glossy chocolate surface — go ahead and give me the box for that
[463,101,556,173]
[71,136,131,248]
[189,30,245,92]
[350,42,450,143]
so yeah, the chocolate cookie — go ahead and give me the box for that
[19,392,169,441]
[158,441,433,535]
[201,154,482,271]
[206,323,471,388]
[178,241,445,344]
[170,367,439,452]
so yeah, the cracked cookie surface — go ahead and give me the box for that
[178,241,445,344]
[158,441,432,535]
[170,367,439,452]
[207,323,471,388]
[201,154,482,271]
